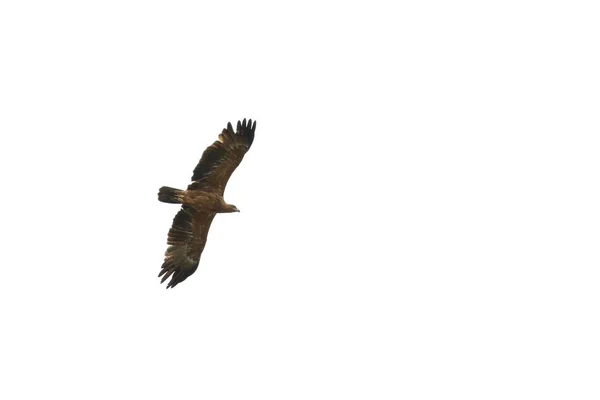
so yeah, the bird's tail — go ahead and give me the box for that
[158,186,185,204]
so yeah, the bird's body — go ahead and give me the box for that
[184,190,237,213]
[157,119,256,288]
[159,188,237,213]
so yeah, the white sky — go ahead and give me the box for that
[1,1,599,399]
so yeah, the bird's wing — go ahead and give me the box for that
[158,206,216,288]
[187,118,256,194]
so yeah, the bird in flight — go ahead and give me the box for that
[157,119,256,288]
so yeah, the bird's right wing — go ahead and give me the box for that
[187,119,256,195]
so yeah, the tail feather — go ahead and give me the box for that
[158,186,184,204]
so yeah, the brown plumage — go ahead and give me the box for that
[157,119,256,288]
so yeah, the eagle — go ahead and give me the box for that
[157,119,256,288]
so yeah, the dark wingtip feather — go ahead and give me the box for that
[236,118,256,146]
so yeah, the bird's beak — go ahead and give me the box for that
[235,209,240,212]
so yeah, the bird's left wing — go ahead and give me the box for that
[158,206,216,288]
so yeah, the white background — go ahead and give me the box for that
[1,1,599,399]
